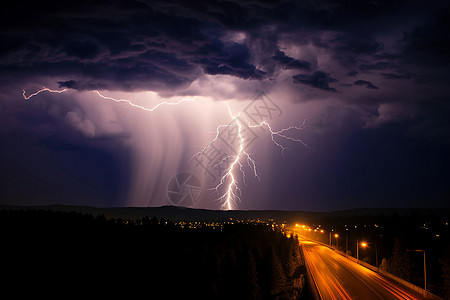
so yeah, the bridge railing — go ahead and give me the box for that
[297,232,443,300]
[336,251,443,300]
[299,243,322,300]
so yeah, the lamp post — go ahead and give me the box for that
[334,234,339,250]
[356,241,368,260]
[407,249,426,291]
[375,243,378,270]
[346,234,348,255]
[358,241,367,260]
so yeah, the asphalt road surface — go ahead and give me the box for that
[301,238,424,300]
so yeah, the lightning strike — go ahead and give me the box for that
[247,120,314,153]
[23,87,68,100]
[217,104,245,210]
[22,87,195,111]
[199,102,312,210]
[94,90,195,111]
[24,86,312,210]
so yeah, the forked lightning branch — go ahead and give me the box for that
[22,87,312,210]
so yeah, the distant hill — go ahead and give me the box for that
[0,204,314,222]
[1,204,448,223]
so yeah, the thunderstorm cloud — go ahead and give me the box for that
[1,0,450,209]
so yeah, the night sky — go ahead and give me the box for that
[1,0,450,211]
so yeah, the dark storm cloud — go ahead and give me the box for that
[2,0,450,210]
[1,0,450,133]
[380,73,413,80]
[62,38,101,60]
[313,33,383,67]
[292,71,338,92]
[194,41,266,79]
[272,50,311,71]
[0,0,269,92]
[354,79,379,89]
[1,0,450,94]
[401,6,450,65]
[359,61,397,71]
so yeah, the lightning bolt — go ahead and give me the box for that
[215,104,246,210]
[23,86,313,210]
[195,102,312,210]
[22,87,195,110]
[249,121,314,153]
[22,87,69,100]
[93,90,195,111]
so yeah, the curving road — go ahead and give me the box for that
[301,238,424,300]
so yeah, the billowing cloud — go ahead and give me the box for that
[65,111,96,138]
[362,103,416,129]
[401,6,450,66]
[1,0,450,210]
[272,50,311,71]
[293,71,338,92]
[1,0,449,104]
[354,79,379,89]
[380,73,413,80]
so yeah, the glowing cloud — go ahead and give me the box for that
[22,87,312,210]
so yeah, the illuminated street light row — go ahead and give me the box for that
[305,228,425,289]
[294,223,370,257]
[294,223,382,273]
[295,224,325,233]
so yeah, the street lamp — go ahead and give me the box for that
[357,241,364,260]
[356,241,367,260]
[334,234,339,249]
[407,249,427,291]
[358,241,379,271]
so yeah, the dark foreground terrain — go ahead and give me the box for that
[2,209,308,299]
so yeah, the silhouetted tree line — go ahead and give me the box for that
[1,209,308,299]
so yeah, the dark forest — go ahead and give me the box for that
[2,209,308,299]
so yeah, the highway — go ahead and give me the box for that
[300,238,424,300]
